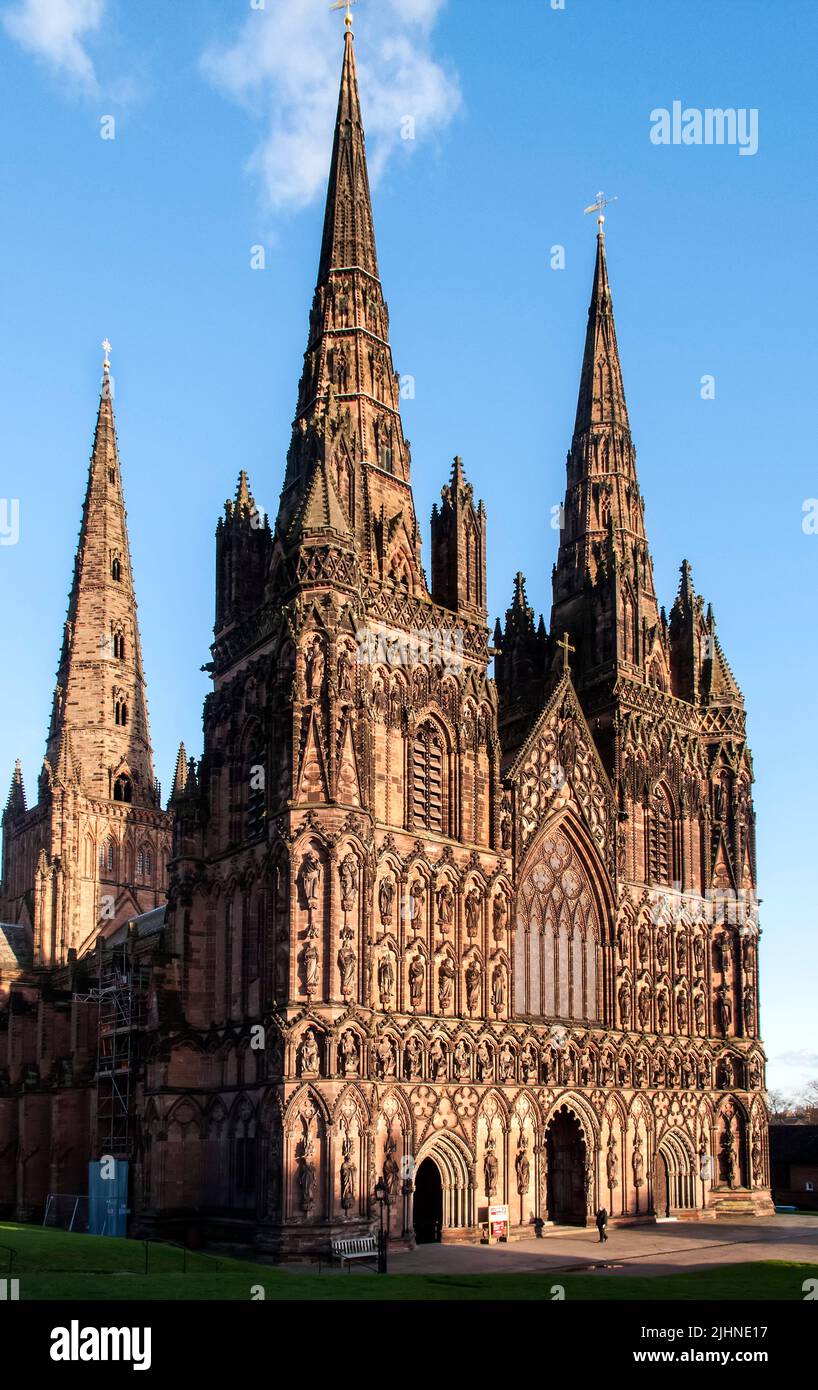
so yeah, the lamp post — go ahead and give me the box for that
[374,1177,388,1274]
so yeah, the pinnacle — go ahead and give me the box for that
[170,741,188,801]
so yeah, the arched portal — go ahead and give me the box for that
[655,1132,696,1215]
[412,1133,473,1240]
[413,1157,443,1244]
[546,1106,587,1225]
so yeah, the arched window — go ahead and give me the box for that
[145,850,152,877]
[137,849,145,876]
[113,632,125,660]
[115,699,128,726]
[113,773,132,803]
[245,747,266,840]
[112,556,122,582]
[99,839,115,874]
[412,721,446,834]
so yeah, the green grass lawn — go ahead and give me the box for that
[1,1224,815,1301]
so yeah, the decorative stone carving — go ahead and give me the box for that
[340,1137,356,1212]
[408,953,425,1009]
[465,957,482,1015]
[339,1029,359,1076]
[484,1136,498,1198]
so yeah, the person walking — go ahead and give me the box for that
[595,1207,609,1243]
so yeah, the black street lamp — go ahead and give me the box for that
[374,1177,388,1274]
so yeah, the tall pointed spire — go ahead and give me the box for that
[573,227,630,435]
[44,347,159,806]
[551,229,662,686]
[276,24,422,592]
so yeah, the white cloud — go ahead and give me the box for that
[3,0,107,93]
[201,0,460,215]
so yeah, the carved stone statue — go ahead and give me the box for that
[454,1039,470,1080]
[492,895,508,940]
[375,1036,396,1079]
[408,954,425,1009]
[337,645,354,698]
[436,882,454,928]
[657,988,669,1033]
[491,963,506,1015]
[465,888,482,936]
[716,984,732,1035]
[340,1138,356,1212]
[300,852,322,914]
[300,1028,320,1076]
[408,878,425,927]
[617,922,630,961]
[377,951,395,1008]
[438,956,456,1012]
[339,1029,358,1077]
[465,957,482,1014]
[743,984,755,1033]
[693,934,705,975]
[338,854,358,914]
[383,1136,400,1202]
[521,1041,538,1082]
[476,1040,492,1081]
[717,932,731,977]
[637,922,649,966]
[675,990,687,1033]
[515,1140,531,1196]
[638,987,651,1029]
[483,1138,498,1198]
[305,636,325,699]
[676,932,688,973]
[694,991,705,1033]
[378,875,395,927]
[618,978,632,1026]
[337,940,356,999]
[498,1042,515,1082]
[429,1037,446,1079]
[632,1135,644,1188]
[299,1142,317,1214]
[301,936,320,994]
[656,923,668,967]
[606,1134,618,1189]
[405,1035,422,1079]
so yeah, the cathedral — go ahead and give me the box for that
[0,23,771,1251]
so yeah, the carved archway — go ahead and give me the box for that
[413,1131,474,1235]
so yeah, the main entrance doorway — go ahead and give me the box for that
[413,1158,443,1244]
[546,1106,587,1224]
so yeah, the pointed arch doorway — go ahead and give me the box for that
[546,1106,587,1225]
[413,1157,443,1244]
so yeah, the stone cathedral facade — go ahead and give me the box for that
[0,27,771,1248]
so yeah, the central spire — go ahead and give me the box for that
[276,24,422,591]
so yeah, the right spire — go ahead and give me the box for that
[550,225,662,687]
[573,226,630,435]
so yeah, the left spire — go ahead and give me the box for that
[44,348,158,806]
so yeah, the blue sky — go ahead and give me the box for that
[0,0,815,1095]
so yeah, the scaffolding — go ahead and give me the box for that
[73,937,147,1161]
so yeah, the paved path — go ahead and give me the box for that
[282,1215,818,1279]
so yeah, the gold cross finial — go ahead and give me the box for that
[557,631,576,673]
[102,338,112,371]
[330,0,356,30]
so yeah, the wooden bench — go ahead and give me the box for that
[331,1235,379,1272]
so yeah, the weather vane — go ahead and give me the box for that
[583,191,618,229]
[329,0,357,29]
[102,337,112,370]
